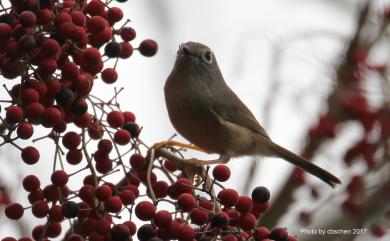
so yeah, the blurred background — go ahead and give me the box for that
[1,0,390,240]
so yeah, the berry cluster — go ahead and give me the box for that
[0,1,299,241]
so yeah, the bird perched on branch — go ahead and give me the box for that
[163,41,340,187]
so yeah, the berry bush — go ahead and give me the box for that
[0,1,297,241]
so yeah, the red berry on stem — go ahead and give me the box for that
[218,188,239,207]
[6,106,24,124]
[17,122,34,139]
[238,213,257,230]
[51,170,69,186]
[138,39,158,57]
[213,164,231,182]
[177,225,195,241]
[107,111,124,128]
[235,195,253,213]
[101,68,118,84]
[23,175,40,192]
[5,203,24,220]
[62,131,81,150]
[21,146,40,164]
[154,210,172,229]
[130,153,145,169]
[105,197,123,213]
[95,185,112,201]
[20,11,36,28]
[177,193,196,212]
[32,200,49,218]
[120,27,136,42]
[114,129,131,145]
[135,201,156,221]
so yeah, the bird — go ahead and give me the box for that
[163,41,341,187]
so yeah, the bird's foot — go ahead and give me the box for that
[183,154,231,166]
[151,140,207,152]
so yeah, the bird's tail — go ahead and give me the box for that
[268,142,341,188]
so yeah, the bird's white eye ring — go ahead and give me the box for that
[204,51,212,63]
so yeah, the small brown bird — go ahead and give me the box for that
[164,42,340,187]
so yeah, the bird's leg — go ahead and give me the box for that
[184,153,231,166]
[151,140,207,152]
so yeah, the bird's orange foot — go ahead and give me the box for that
[151,140,207,152]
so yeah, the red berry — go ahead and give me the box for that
[51,170,69,186]
[24,102,45,122]
[238,213,256,230]
[105,197,123,213]
[85,0,106,16]
[154,210,172,229]
[101,68,118,84]
[253,227,270,241]
[152,180,169,199]
[177,225,195,241]
[5,203,24,220]
[95,218,111,235]
[49,205,64,222]
[23,175,40,192]
[71,11,86,26]
[21,146,40,164]
[97,139,113,153]
[213,164,231,182]
[120,27,136,42]
[32,200,49,218]
[252,201,269,214]
[218,188,239,207]
[235,195,253,213]
[87,16,108,34]
[164,159,178,172]
[123,111,136,123]
[120,42,134,59]
[114,129,131,145]
[21,88,39,104]
[0,23,13,40]
[17,122,33,139]
[47,222,62,238]
[119,190,136,205]
[95,184,112,201]
[83,47,102,65]
[174,178,193,195]
[62,131,81,149]
[211,212,229,229]
[41,39,60,57]
[79,185,95,204]
[107,111,124,128]
[42,107,63,127]
[6,106,24,124]
[135,201,156,221]
[107,7,123,23]
[130,153,145,169]
[178,193,196,212]
[111,224,131,241]
[138,39,158,57]
[38,58,57,76]
[66,149,83,165]
[190,208,209,225]
[37,9,52,25]
[20,11,36,27]
[55,12,72,27]
[123,221,137,236]
[95,159,113,174]
[62,62,79,81]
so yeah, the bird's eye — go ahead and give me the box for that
[203,51,212,64]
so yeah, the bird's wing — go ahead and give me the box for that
[210,90,270,139]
